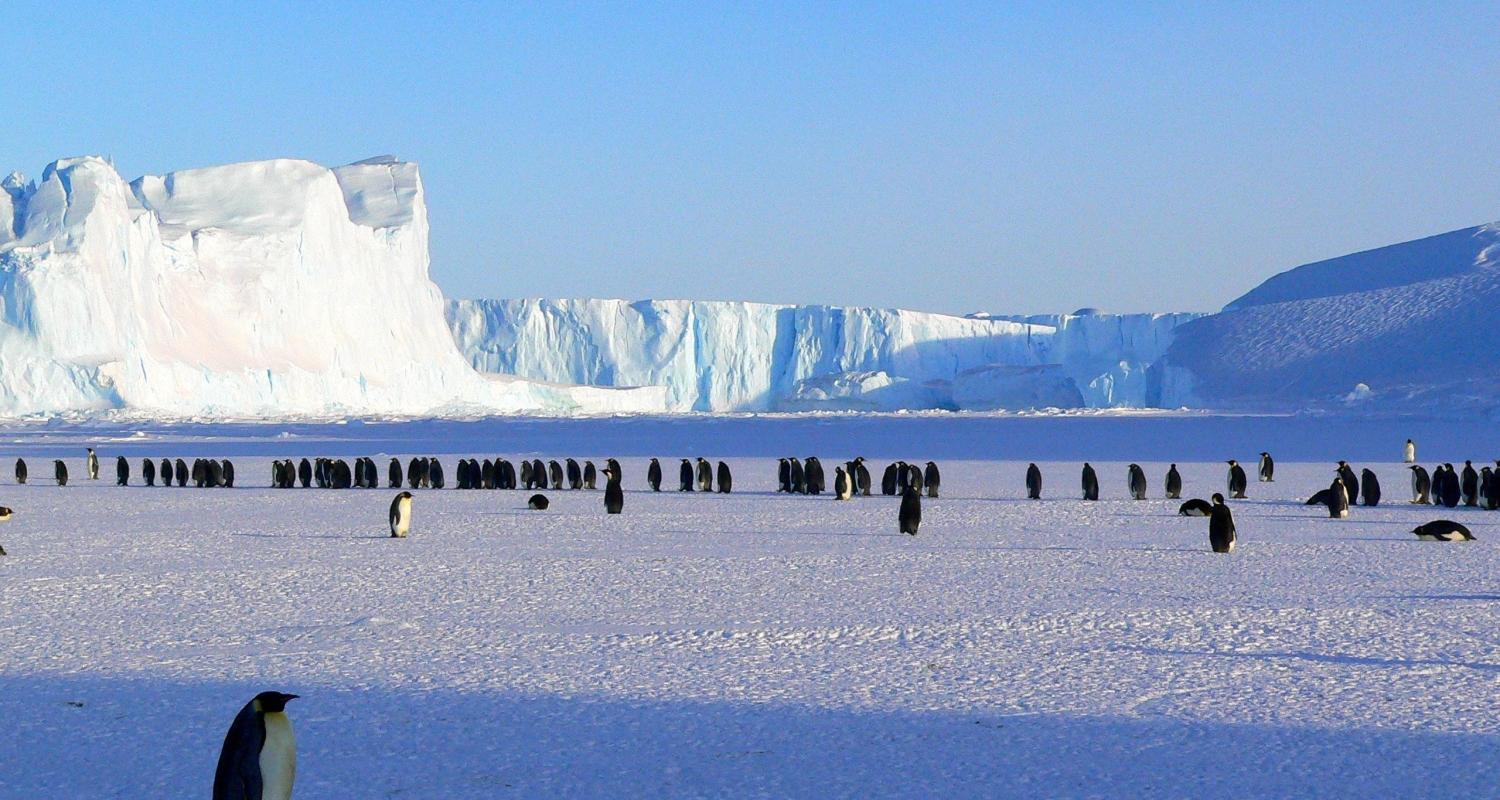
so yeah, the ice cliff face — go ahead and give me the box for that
[1158,221,1500,414]
[0,156,664,417]
[446,299,1200,412]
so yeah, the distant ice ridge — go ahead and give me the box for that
[0,156,665,417]
[446,299,1201,412]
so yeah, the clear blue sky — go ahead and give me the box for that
[5,2,1499,314]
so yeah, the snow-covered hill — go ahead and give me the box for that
[446,299,1198,412]
[1159,221,1500,412]
[0,156,665,417]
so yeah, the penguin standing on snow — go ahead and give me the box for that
[161,458,172,487]
[648,458,663,492]
[1439,464,1461,508]
[212,691,298,800]
[788,458,805,494]
[1165,464,1182,499]
[1026,463,1042,499]
[583,461,597,490]
[1258,452,1274,482]
[1336,462,1360,504]
[856,459,872,496]
[1326,477,1350,519]
[389,492,413,538]
[717,461,732,494]
[116,456,129,486]
[566,459,582,490]
[224,460,236,488]
[1208,494,1236,553]
[142,457,156,487]
[14,458,26,485]
[696,458,713,492]
[604,466,624,514]
[86,448,99,480]
[924,462,941,499]
[1226,460,1248,499]
[805,458,825,495]
[1481,467,1495,510]
[898,485,922,535]
[881,463,898,496]
[1410,465,1432,504]
[1081,463,1099,501]
[1127,464,1147,500]
[777,459,791,493]
[1461,461,1479,506]
[679,459,694,492]
[54,460,68,487]
[1404,439,1416,464]
[1361,469,1381,507]
[1412,520,1475,541]
[834,466,853,500]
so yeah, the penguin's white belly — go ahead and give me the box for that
[393,498,412,538]
[259,712,296,800]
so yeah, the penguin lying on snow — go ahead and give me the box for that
[1412,520,1474,541]
[1179,498,1214,516]
[528,494,550,510]
[213,691,298,800]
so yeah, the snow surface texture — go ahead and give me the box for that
[0,157,665,418]
[1160,221,1500,412]
[1,416,1497,798]
[446,299,1197,412]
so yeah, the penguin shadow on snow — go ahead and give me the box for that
[1119,645,1500,673]
[230,532,395,541]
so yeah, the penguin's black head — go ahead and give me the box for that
[253,691,298,713]
[1211,493,1225,504]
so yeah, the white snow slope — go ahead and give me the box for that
[0,156,665,418]
[446,299,1198,412]
[1,416,1498,798]
[1159,221,1500,412]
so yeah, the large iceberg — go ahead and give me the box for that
[446,298,1199,412]
[0,156,665,417]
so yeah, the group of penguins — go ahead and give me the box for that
[13,450,237,489]
[775,457,940,535]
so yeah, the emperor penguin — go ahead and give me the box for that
[519,459,533,490]
[1409,465,1431,504]
[566,458,582,490]
[1336,462,1360,505]
[14,458,26,485]
[648,458,663,492]
[1026,463,1042,499]
[1360,469,1381,507]
[388,458,402,488]
[1404,439,1416,464]
[296,458,311,489]
[896,462,910,494]
[1179,497,1213,516]
[777,458,791,493]
[1226,461,1248,499]
[54,459,68,487]
[428,459,446,490]
[1165,464,1182,499]
[583,461,597,490]
[679,459,694,492]
[1258,452,1274,482]
[834,466,853,500]
[0,505,9,554]
[529,459,545,490]
[86,447,99,480]
[176,458,191,487]
[696,458,713,492]
[898,485,922,535]
[604,466,624,514]
[924,462,940,499]
[1208,494,1236,553]
[788,458,805,494]
[856,460,872,496]
[528,493,550,510]
[805,458,825,495]
[1461,461,1479,506]
[142,457,156,487]
[389,492,413,538]
[331,460,352,490]
[1439,464,1461,508]
[881,463,898,496]
[1127,464,1147,500]
[212,691,298,800]
[223,460,236,488]
[1326,477,1350,519]
[116,456,129,486]
[160,458,172,487]
[1412,520,1475,541]
[717,461,732,493]
[1482,467,1496,510]
[1081,463,1099,501]
[546,460,562,490]
[407,457,423,489]
[905,464,923,496]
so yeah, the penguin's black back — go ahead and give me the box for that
[1026,463,1042,499]
[1361,469,1381,506]
[1208,503,1236,553]
[899,486,922,535]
